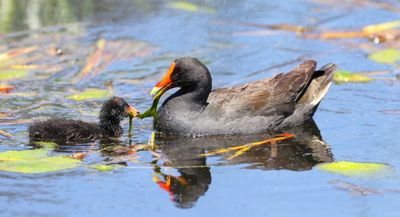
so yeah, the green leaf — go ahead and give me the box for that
[138,93,160,119]
[66,88,110,101]
[88,164,121,172]
[0,156,80,174]
[0,69,28,80]
[0,149,81,174]
[0,149,48,161]
[368,49,400,64]
[333,70,373,83]
[167,1,215,13]
[31,141,57,149]
[317,161,390,177]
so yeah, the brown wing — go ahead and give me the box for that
[205,60,317,119]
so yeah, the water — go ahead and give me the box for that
[1,0,400,216]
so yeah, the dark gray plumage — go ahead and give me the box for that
[153,57,336,135]
[29,97,133,143]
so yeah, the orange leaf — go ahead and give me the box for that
[0,46,38,62]
[320,31,367,39]
[71,152,87,160]
[0,129,12,138]
[0,84,15,93]
[78,39,106,77]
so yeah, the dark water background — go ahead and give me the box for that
[1,0,400,216]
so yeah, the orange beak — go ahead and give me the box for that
[150,61,176,99]
[127,106,138,117]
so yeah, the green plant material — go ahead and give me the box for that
[317,161,390,177]
[333,70,373,83]
[167,1,215,13]
[368,49,400,64]
[0,149,48,160]
[128,115,133,136]
[31,141,57,149]
[0,156,80,174]
[88,164,121,172]
[66,88,110,101]
[0,69,28,80]
[0,149,80,174]
[138,95,161,119]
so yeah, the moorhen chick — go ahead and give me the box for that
[148,57,336,135]
[29,96,137,143]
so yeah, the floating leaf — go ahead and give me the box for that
[368,49,400,64]
[66,88,110,101]
[0,69,28,80]
[78,39,106,77]
[11,64,40,70]
[167,1,198,11]
[0,149,48,160]
[167,1,215,13]
[319,31,366,39]
[317,161,390,177]
[88,164,121,172]
[333,70,373,83]
[71,152,87,160]
[0,129,12,138]
[0,156,80,174]
[31,141,57,149]
[0,84,15,93]
[363,20,400,34]
[0,149,80,174]
[0,46,38,62]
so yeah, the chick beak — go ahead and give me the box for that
[127,106,138,117]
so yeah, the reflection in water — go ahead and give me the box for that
[152,120,334,208]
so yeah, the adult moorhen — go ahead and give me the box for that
[149,57,336,136]
[29,96,137,143]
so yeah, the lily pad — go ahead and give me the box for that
[31,141,57,149]
[167,1,215,13]
[0,156,80,174]
[368,49,400,64]
[88,164,121,172]
[66,88,110,101]
[0,69,28,80]
[317,161,390,177]
[0,149,48,160]
[0,149,80,174]
[333,70,373,83]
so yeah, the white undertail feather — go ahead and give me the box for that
[310,82,331,106]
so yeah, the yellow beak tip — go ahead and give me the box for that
[150,87,160,96]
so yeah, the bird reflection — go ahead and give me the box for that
[152,120,333,208]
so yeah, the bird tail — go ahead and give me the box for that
[302,63,336,109]
[279,63,336,128]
